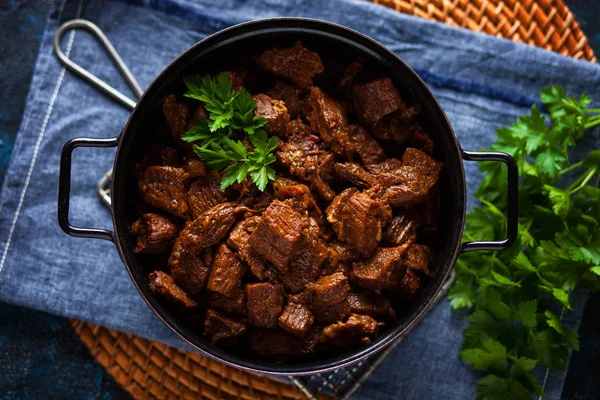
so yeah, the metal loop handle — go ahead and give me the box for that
[53,19,142,111]
[58,137,120,242]
[460,150,519,253]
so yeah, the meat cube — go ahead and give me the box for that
[405,244,432,276]
[286,119,313,137]
[253,94,290,138]
[381,148,442,207]
[310,273,350,323]
[131,213,179,254]
[248,200,303,272]
[372,106,418,144]
[309,87,354,156]
[207,289,247,317]
[382,212,418,246]
[138,166,190,219]
[351,243,411,292]
[399,269,420,296]
[137,145,179,176]
[148,271,198,309]
[162,95,189,140]
[207,244,247,297]
[410,128,435,155]
[227,216,270,280]
[281,229,328,293]
[338,60,363,97]
[353,77,403,126]
[187,172,227,219]
[169,241,210,296]
[365,158,403,175]
[319,313,378,347]
[277,133,322,182]
[254,41,325,89]
[246,283,285,328]
[312,152,337,202]
[288,288,312,305]
[273,177,312,199]
[349,125,386,165]
[250,328,319,360]
[184,157,208,179]
[348,292,396,321]
[186,104,209,130]
[326,188,391,257]
[267,80,302,118]
[333,163,377,189]
[329,241,362,263]
[204,308,248,348]
[221,67,247,91]
[279,302,314,337]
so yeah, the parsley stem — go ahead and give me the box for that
[571,168,597,193]
[558,161,583,176]
[584,115,600,129]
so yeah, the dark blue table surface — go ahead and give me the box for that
[0,1,598,398]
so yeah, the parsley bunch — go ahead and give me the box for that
[181,73,275,191]
[449,86,600,399]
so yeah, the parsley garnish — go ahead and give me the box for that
[180,73,270,190]
[450,86,600,399]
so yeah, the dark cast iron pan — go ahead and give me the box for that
[56,18,518,375]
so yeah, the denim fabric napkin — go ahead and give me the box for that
[1,0,599,398]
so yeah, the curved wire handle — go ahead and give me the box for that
[53,19,142,111]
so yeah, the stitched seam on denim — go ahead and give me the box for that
[0,2,63,216]
[0,0,84,276]
[538,306,566,400]
[334,360,363,396]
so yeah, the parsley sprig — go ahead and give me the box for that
[450,86,600,399]
[181,73,272,190]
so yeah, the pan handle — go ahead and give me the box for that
[460,150,518,253]
[58,137,119,242]
[53,19,142,111]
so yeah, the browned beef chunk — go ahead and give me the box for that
[250,328,318,360]
[410,128,435,154]
[333,163,377,189]
[399,269,420,296]
[365,158,403,175]
[348,292,396,321]
[267,80,302,118]
[204,308,247,348]
[162,95,189,140]
[277,133,322,181]
[246,283,285,328]
[319,313,378,347]
[405,244,432,276]
[349,125,386,165]
[207,244,247,297]
[288,288,312,305]
[148,271,198,309]
[380,148,442,207]
[338,60,363,97]
[326,188,391,257]
[137,145,179,176]
[207,289,247,316]
[169,242,209,296]
[312,151,337,201]
[353,77,403,126]
[351,243,410,292]
[372,106,418,144]
[272,178,321,220]
[286,119,313,137]
[227,216,270,280]
[253,94,290,138]
[254,41,325,89]
[281,227,328,293]
[187,172,227,220]
[310,273,350,323]
[221,67,247,91]
[383,212,418,246]
[248,200,303,272]
[201,247,213,268]
[184,158,208,179]
[131,213,179,254]
[279,302,314,337]
[138,166,190,219]
[309,87,353,156]
[330,241,362,263]
[186,104,209,130]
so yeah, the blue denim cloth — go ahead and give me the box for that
[0,0,599,398]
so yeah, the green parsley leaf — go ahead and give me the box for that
[544,185,571,218]
[460,336,507,373]
[534,147,567,179]
[230,89,268,134]
[544,310,564,335]
[448,275,476,309]
[515,301,537,329]
[476,375,509,400]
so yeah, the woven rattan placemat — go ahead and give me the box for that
[70,1,596,399]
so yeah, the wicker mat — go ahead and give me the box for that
[70,1,596,399]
